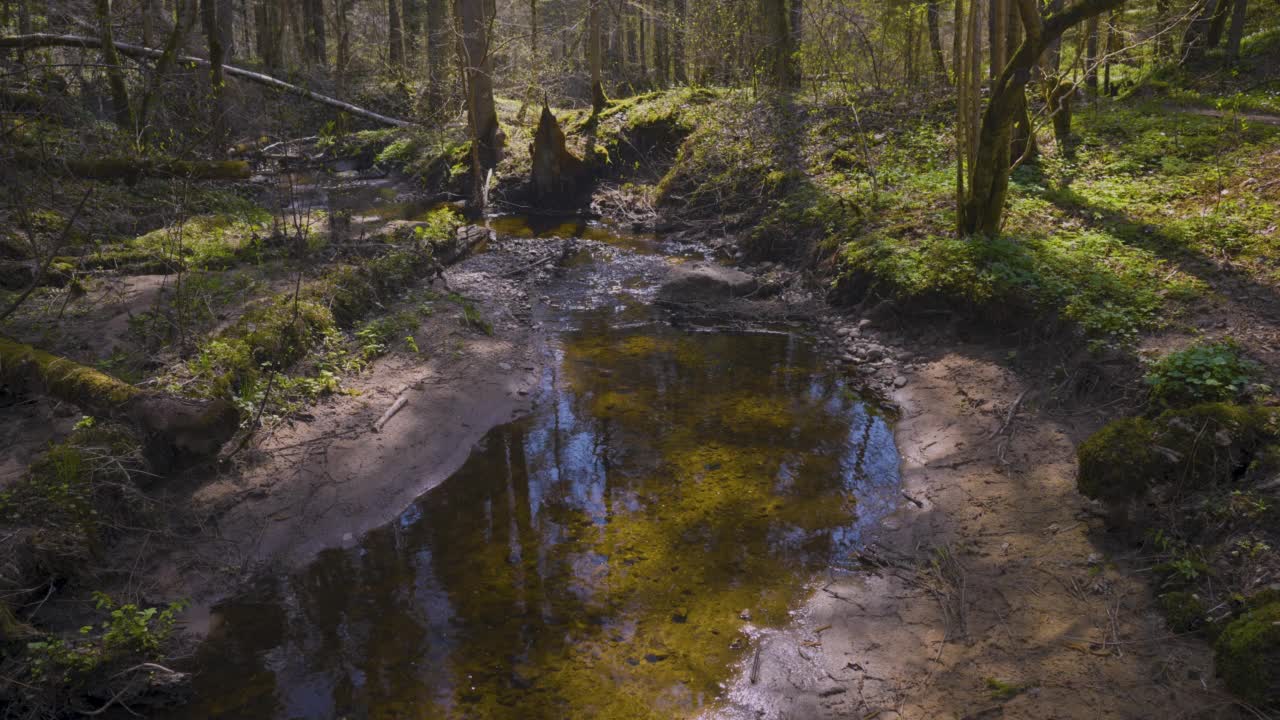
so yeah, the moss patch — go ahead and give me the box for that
[1214,602,1280,708]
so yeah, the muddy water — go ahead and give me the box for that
[181,205,900,718]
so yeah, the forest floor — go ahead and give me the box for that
[4,39,1280,718]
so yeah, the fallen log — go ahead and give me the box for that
[0,335,239,473]
[0,33,415,128]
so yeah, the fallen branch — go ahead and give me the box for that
[0,34,415,127]
[372,396,408,432]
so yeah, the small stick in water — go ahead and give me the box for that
[750,645,763,684]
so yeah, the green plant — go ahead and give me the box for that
[1145,341,1260,406]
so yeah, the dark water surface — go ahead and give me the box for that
[181,215,900,719]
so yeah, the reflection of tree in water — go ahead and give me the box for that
[186,323,897,719]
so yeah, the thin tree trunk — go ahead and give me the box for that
[653,0,668,86]
[961,0,1128,236]
[590,0,607,112]
[1225,0,1247,60]
[425,0,447,109]
[454,0,502,207]
[388,0,404,67]
[927,0,947,82]
[96,0,135,134]
[1084,14,1099,96]
[1206,0,1232,47]
[669,0,685,84]
[201,0,227,152]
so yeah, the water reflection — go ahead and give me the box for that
[185,319,899,719]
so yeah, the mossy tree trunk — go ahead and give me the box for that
[959,0,1126,237]
[95,0,136,135]
[454,0,503,208]
[927,0,948,82]
[589,0,608,113]
[0,336,239,473]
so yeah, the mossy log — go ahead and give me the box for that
[11,151,250,181]
[530,104,588,206]
[0,335,238,473]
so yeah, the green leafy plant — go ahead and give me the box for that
[1145,341,1261,406]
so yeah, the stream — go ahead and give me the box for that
[178,173,902,719]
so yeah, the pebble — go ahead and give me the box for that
[499,362,513,371]
[893,375,908,388]
[858,318,872,329]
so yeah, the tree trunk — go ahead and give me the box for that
[0,336,240,473]
[425,0,447,109]
[1206,0,1232,47]
[760,0,796,88]
[201,0,227,152]
[590,0,607,112]
[303,0,326,67]
[454,0,503,207]
[961,0,1127,236]
[990,0,1007,84]
[95,0,135,134]
[1182,0,1216,59]
[671,0,686,83]
[1225,0,1247,60]
[388,0,404,67]
[1084,14,1099,96]
[217,0,235,57]
[791,0,803,83]
[927,0,947,82]
[653,0,668,86]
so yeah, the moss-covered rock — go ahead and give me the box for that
[1076,417,1164,503]
[1155,403,1279,490]
[1214,602,1280,707]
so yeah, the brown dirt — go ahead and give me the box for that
[709,349,1228,720]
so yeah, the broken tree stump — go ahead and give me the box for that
[530,104,588,206]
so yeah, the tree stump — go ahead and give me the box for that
[530,104,587,207]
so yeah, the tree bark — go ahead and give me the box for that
[0,335,240,473]
[927,0,948,82]
[453,0,503,207]
[303,0,325,67]
[0,34,416,126]
[425,0,448,110]
[1182,0,1217,59]
[1084,14,1099,96]
[960,0,1127,236]
[388,0,404,67]
[1156,0,1172,57]
[671,0,686,83]
[760,0,796,88]
[653,0,668,86]
[1225,0,1247,59]
[1206,0,1232,47]
[95,0,135,134]
[590,0,607,112]
[201,0,227,152]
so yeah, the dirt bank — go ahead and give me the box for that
[710,343,1224,719]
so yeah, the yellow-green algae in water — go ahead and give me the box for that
[183,320,899,719]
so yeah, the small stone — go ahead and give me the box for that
[672,607,689,623]
[499,362,513,371]
[1087,552,1103,566]
[858,318,872,329]
[893,375,908,388]
[739,609,752,621]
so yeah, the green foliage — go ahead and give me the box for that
[26,593,186,684]
[1145,341,1261,406]
[1214,602,1280,707]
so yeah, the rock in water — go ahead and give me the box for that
[658,261,759,303]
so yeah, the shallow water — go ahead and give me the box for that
[181,185,900,717]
